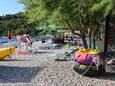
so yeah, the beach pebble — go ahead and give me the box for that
[0,42,115,86]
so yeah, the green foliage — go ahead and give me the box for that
[15,28,25,35]
[18,0,66,26]
[92,0,115,16]
[18,0,115,31]
[0,12,37,36]
[18,0,96,30]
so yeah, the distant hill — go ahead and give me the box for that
[0,12,37,36]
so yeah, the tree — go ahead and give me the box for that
[18,0,88,48]
[18,0,113,49]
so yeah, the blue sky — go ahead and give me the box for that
[0,0,24,16]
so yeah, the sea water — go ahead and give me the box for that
[0,37,19,48]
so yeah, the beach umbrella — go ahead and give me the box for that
[48,24,66,30]
[36,24,66,31]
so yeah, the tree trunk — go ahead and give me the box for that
[104,15,110,54]
[74,33,88,48]
[93,36,96,49]
[82,36,88,48]
[93,22,99,49]
[65,20,88,48]
[88,27,92,48]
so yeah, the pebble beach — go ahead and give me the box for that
[0,42,115,86]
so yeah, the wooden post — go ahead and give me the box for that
[104,15,110,54]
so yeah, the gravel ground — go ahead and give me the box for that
[0,42,115,86]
